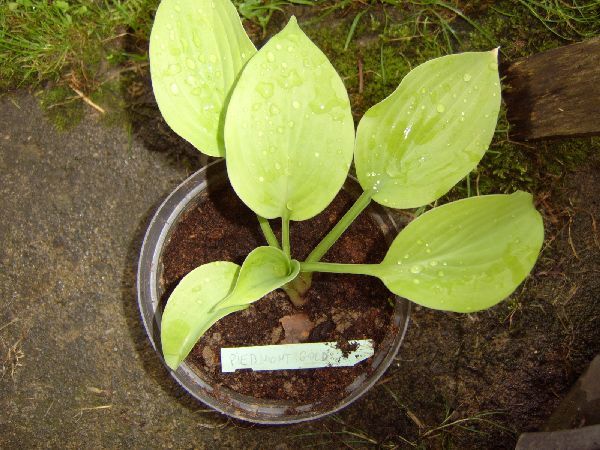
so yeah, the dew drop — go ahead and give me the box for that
[436,104,445,113]
[292,100,300,109]
[413,279,420,284]
[463,73,472,82]
[267,52,275,62]
[269,104,280,115]
[257,82,274,98]
[437,270,445,277]
[275,43,282,50]
[410,265,423,274]
[258,176,265,182]
[170,83,179,94]
[288,120,294,128]
[314,152,320,157]
[430,260,438,267]
[277,127,284,134]
[275,162,281,170]
[403,254,409,259]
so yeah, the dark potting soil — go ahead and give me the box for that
[160,181,396,404]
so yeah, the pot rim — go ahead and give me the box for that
[137,159,411,424]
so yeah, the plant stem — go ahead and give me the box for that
[257,215,280,249]
[305,189,374,263]
[300,261,381,277]
[282,211,291,258]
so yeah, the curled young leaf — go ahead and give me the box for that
[376,192,543,312]
[225,16,355,221]
[355,50,501,208]
[219,246,300,308]
[150,0,256,157]
[161,247,299,370]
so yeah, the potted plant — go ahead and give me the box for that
[137,0,544,423]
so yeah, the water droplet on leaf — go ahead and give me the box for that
[410,265,423,274]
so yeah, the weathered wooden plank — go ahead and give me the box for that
[501,37,600,141]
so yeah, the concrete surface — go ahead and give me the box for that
[0,93,317,448]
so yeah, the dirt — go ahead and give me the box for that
[160,183,397,404]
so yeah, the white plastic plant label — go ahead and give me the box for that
[220,340,374,372]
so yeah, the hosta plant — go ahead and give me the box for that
[150,0,544,370]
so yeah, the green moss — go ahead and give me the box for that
[38,85,85,130]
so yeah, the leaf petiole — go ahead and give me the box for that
[257,215,281,249]
[282,209,291,259]
[299,261,381,277]
[305,189,374,263]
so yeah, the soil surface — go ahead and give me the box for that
[160,184,396,405]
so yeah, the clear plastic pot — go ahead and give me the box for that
[137,159,410,424]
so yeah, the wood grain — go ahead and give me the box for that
[501,37,600,141]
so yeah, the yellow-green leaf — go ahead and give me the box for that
[219,246,300,308]
[377,192,544,312]
[149,0,256,157]
[161,261,240,370]
[355,50,501,208]
[161,247,299,370]
[224,16,354,221]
